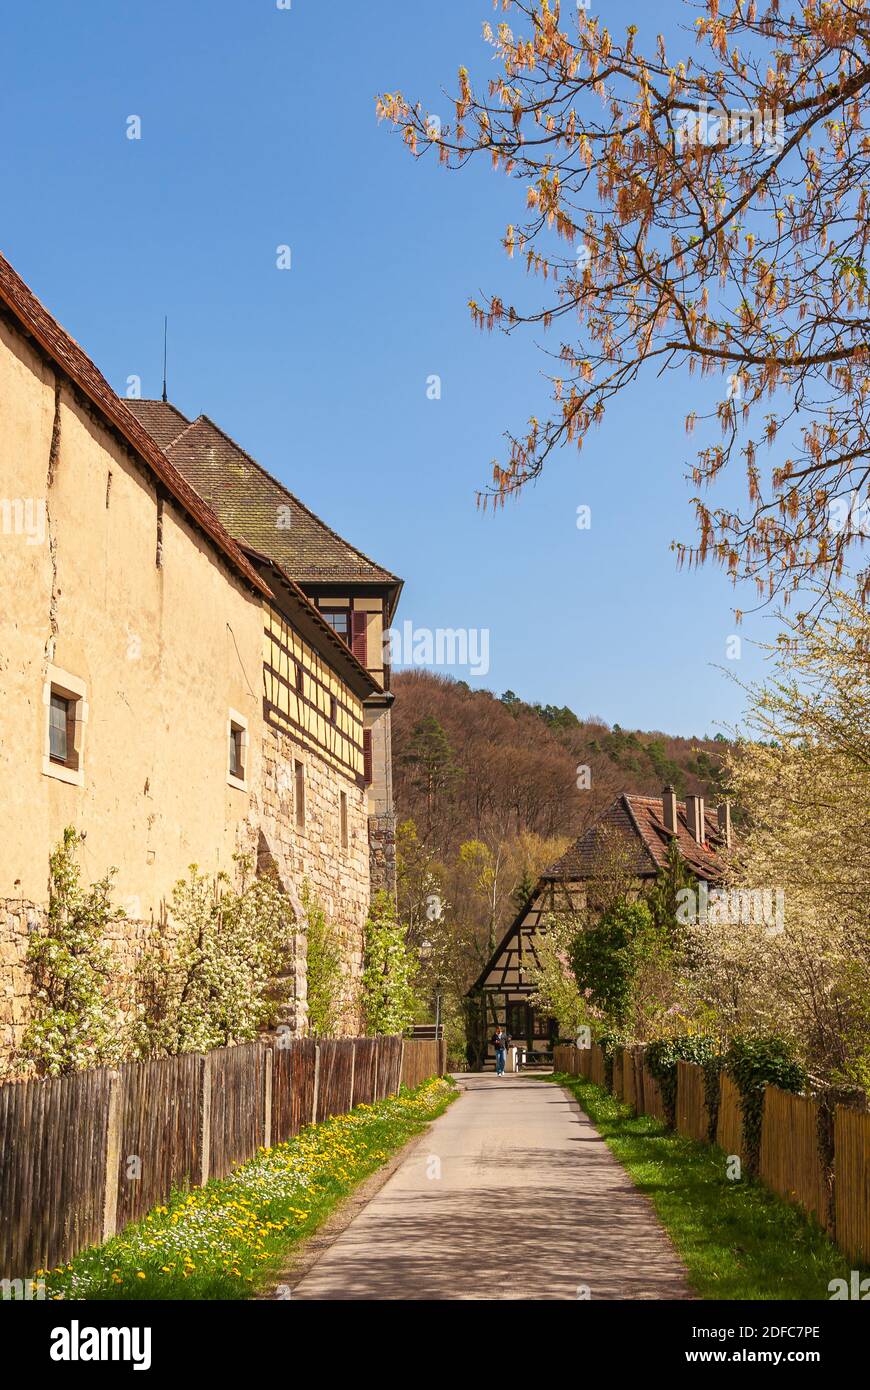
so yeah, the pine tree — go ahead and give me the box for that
[400,715,461,831]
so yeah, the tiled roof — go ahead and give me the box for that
[122,399,190,450]
[0,253,269,598]
[543,793,726,883]
[126,403,402,589]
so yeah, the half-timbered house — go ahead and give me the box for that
[467,787,730,1068]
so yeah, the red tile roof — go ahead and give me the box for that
[544,792,726,883]
[122,398,190,450]
[0,251,270,598]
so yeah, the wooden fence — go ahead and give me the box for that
[759,1085,831,1233]
[834,1104,870,1263]
[553,1042,869,1264]
[715,1073,744,1163]
[675,1060,708,1144]
[0,1033,443,1281]
[400,1037,446,1090]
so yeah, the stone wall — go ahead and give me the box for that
[258,723,370,1036]
[368,812,397,898]
[0,899,37,1069]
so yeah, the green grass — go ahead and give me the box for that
[548,1071,866,1301]
[37,1077,458,1301]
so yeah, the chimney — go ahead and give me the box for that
[686,794,705,844]
[662,785,678,835]
[718,800,732,850]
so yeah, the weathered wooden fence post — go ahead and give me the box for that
[370,1037,379,1103]
[348,1041,357,1110]
[199,1052,213,1187]
[101,1069,123,1243]
[263,1046,274,1150]
[311,1042,320,1125]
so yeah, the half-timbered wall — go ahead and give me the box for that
[262,605,365,784]
[471,882,588,1064]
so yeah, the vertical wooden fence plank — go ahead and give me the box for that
[101,1070,122,1242]
[199,1051,212,1187]
[834,1105,870,1263]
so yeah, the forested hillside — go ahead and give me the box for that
[392,671,728,856]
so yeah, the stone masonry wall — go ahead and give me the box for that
[368,812,397,898]
[257,724,370,1037]
[0,900,38,1070]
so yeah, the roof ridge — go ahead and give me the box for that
[164,414,207,451]
[128,399,192,449]
[190,413,401,584]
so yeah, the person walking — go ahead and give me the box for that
[492,1025,511,1076]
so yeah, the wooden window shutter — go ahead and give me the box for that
[363,729,373,786]
[351,611,368,665]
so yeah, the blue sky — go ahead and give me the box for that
[0,0,790,736]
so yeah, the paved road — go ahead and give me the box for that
[291,1074,691,1301]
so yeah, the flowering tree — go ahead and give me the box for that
[689,590,870,1091]
[379,0,870,605]
[21,828,126,1076]
[525,911,595,1036]
[361,892,420,1036]
[134,858,291,1056]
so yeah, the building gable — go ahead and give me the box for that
[125,402,403,605]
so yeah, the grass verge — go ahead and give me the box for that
[38,1076,458,1301]
[548,1071,866,1301]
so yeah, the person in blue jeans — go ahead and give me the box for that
[492,1026,510,1075]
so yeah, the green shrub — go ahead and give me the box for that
[570,900,655,1027]
[724,1035,805,1177]
[645,1034,717,1130]
[302,883,347,1038]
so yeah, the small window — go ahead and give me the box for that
[295,759,305,830]
[321,609,350,643]
[43,669,87,786]
[229,725,244,778]
[227,710,248,790]
[340,790,348,850]
[295,662,304,696]
[329,694,337,724]
[49,693,73,764]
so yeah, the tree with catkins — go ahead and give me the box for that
[379,0,870,608]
